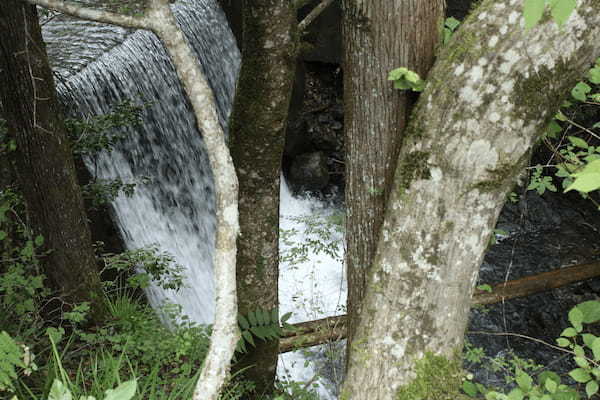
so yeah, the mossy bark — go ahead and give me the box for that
[342,0,600,398]
[0,0,107,323]
[228,0,297,396]
[342,0,445,356]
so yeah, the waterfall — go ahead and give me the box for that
[45,0,240,324]
[44,2,346,398]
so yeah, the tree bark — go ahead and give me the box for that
[228,0,296,396]
[0,0,107,322]
[342,1,600,398]
[342,0,445,350]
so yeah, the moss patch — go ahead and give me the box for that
[396,151,431,193]
[396,352,471,400]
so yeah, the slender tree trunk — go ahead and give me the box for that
[228,0,296,396]
[342,0,445,350]
[342,1,600,398]
[0,0,107,322]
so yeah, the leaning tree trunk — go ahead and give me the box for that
[228,0,296,396]
[342,0,600,399]
[0,0,108,322]
[342,0,445,350]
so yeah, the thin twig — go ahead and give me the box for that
[468,330,600,369]
[298,0,335,32]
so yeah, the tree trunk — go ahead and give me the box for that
[0,0,107,322]
[228,0,296,396]
[342,1,600,398]
[342,0,445,351]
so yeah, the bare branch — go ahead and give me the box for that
[24,0,148,28]
[298,0,334,32]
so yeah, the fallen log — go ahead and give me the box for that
[279,260,600,353]
[472,260,600,305]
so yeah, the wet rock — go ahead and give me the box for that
[289,151,330,191]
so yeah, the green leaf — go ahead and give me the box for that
[271,308,279,324]
[568,136,589,149]
[281,311,293,323]
[545,377,558,393]
[539,371,561,387]
[250,326,265,340]
[569,306,585,326]
[242,330,255,347]
[555,110,568,121]
[592,338,600,360]
[556,337,571,347]
[508,387,524,400]
[446,17,460,30]
[104,380,137,400]
[516,369,533,391]
[561,327,578,337]
[565,171,600,193]
[569,368,592,383]
[589,67,600,84]
[545,120,562,138]
[575,356,590,368]
[388,67,407,81]
[462,381,479,397]
[238,314,249,330]
[586,380,599,398]
[49,379,72,400]
[571,82,592,101]
[405,70,420,84]
[550,0,576,26]
[477,284,493,293]
[34,235,44,247]
[583,334,598,348]
[523,0,545,29]
[577,301,600,323]
[0,231,6,241]
[394,80,411,90]
[248,311,257,326]
[256,309,265,326]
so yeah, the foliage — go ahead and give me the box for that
[101,246,186,291]
[65,100,142,157]
[443,17,461,45]
[523,0,577,30]
[0,186,210,399]
[236,309,294,354]
[388,67,426,92]
[463,301,600,399]
[66,100,147,210]
[280,212,343,267]
[530,57,600,200]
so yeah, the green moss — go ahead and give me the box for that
[395,352,471,400]
[396,151,431,193]
[470,154,530,194]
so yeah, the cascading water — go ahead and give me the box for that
[44,2,347,397]
[46,0,240,325]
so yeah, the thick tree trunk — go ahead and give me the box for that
[0,0,107,322]
[342,1,600,398]
[228,0,296,396]
[342,0,445,351]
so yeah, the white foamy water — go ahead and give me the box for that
[278,180,346,399]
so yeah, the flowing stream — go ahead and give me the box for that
[44,1,346,397]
